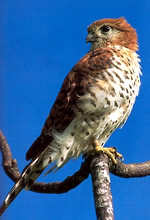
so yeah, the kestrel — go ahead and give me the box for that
[0,17,141,215]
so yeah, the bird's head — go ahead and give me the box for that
[86,17,138,51]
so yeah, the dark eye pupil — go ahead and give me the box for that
[101,25,111,32]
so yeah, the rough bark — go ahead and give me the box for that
[90,154,114,220]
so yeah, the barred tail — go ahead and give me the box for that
[0,136,71,216]
[0,148,53,216]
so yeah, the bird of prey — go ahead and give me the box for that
[0,17,141,215]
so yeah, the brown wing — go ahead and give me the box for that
[26,48,113,161]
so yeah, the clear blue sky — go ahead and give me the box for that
[1,0,150,219]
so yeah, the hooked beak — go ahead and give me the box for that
[86,33,94,44]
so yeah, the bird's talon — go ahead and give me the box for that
[89,141,124,164]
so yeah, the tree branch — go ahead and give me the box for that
[1,130,150,219]
[109,159,150,178]
[90,153,114,220]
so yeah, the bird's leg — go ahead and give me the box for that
[85,140,123,164]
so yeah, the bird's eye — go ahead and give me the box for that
[100,25,111,33]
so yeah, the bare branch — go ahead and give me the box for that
[109,159,150,178]
[1,130,150,196]
[0,131,20,182]
[30,160,90,194]
[90,153,114,220]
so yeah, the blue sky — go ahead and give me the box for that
[1,0,150,219]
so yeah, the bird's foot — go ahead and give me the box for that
[85,140,123,164]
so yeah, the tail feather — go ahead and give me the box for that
[0,142,71,216]
[0,149,52,216]
[0,176,26,216]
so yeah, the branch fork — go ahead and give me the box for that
[0,130,150,219]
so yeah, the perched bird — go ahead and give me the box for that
[0,17,141,215]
